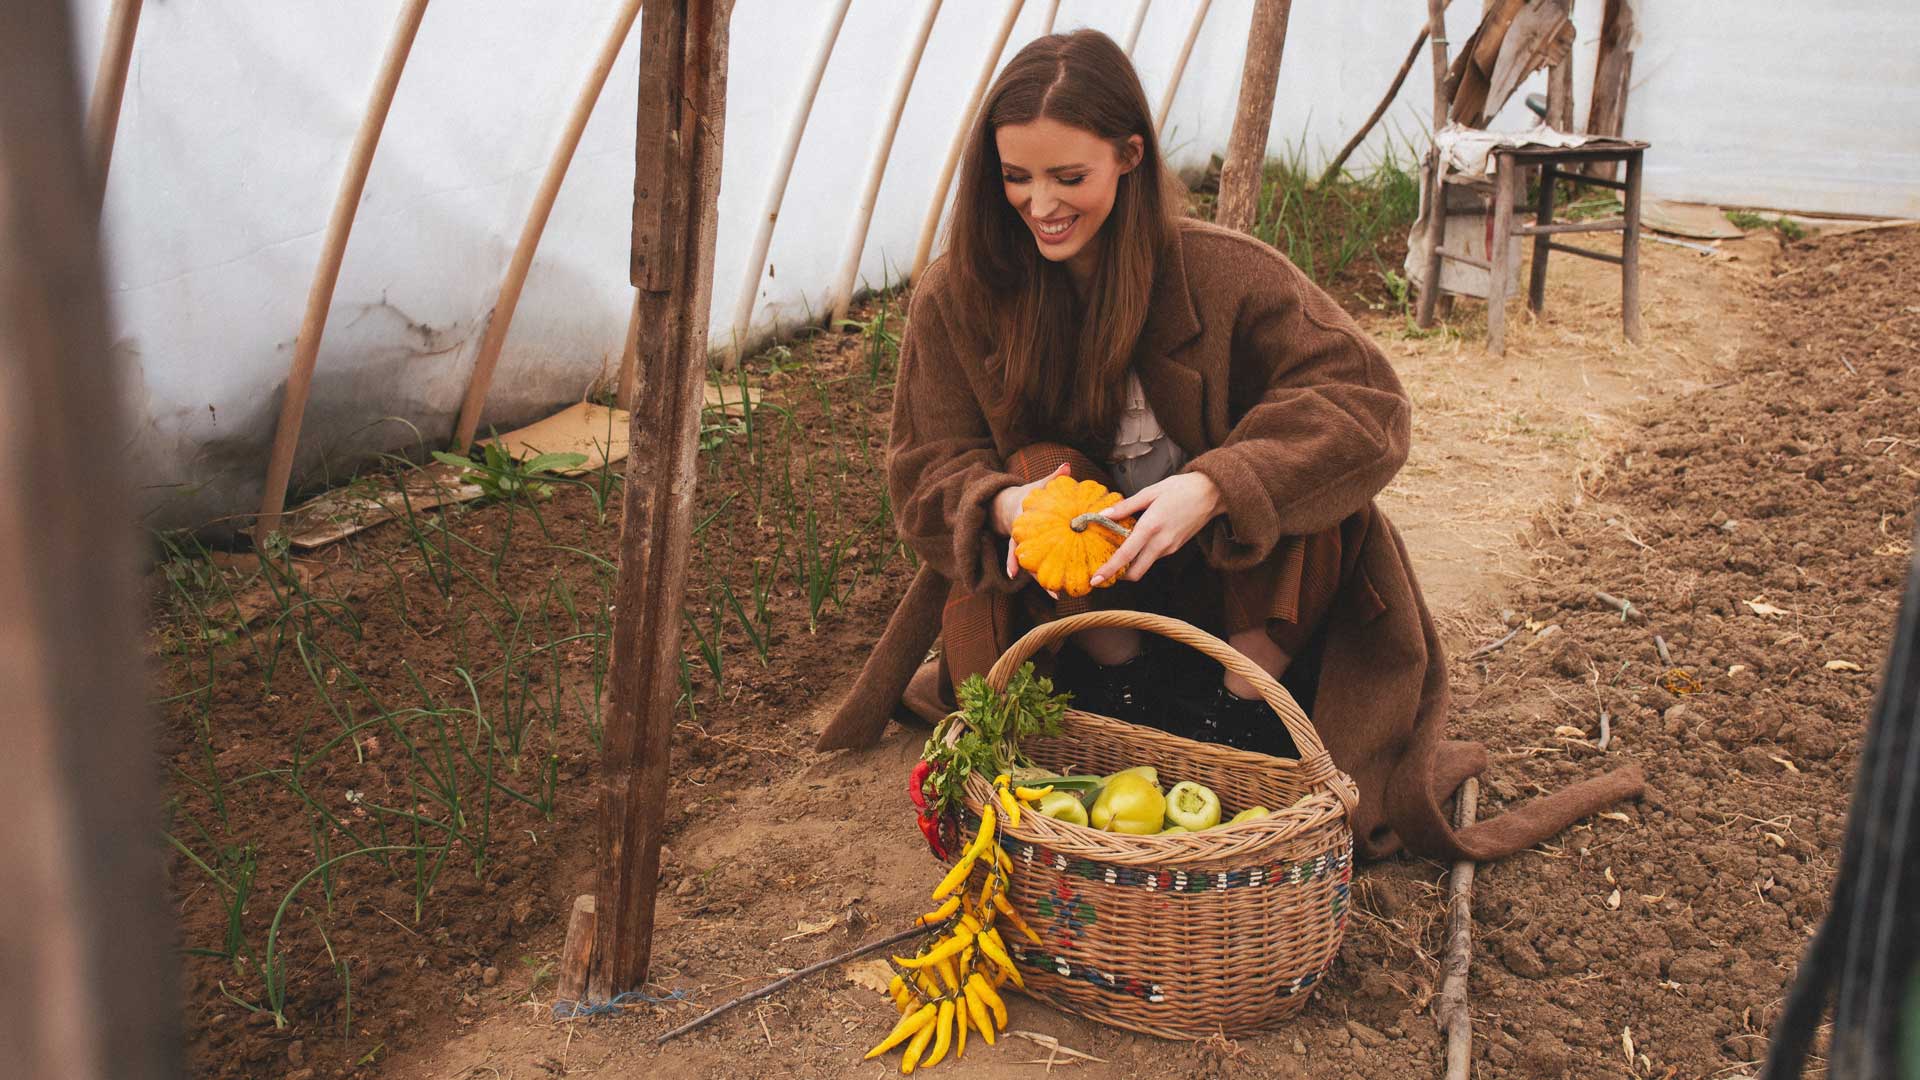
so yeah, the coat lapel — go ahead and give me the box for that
[1132,229,1208,457]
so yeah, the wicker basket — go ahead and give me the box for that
[957,610,1358,1040]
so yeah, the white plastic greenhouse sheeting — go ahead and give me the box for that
[68,0,1920,530]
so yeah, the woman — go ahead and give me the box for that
[827,29,1642,861]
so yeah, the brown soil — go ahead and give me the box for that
[153,225,1919,1080]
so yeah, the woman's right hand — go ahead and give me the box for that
[996,463,1073,589]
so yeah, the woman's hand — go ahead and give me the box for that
[1088,472,1225,587]
[996,464,1072,594]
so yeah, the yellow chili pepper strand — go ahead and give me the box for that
[976,927,1024,989]
[865,1003,937,1059]
[893,927,972,969]
[1013,784,1053,802]
[991,891,1042,945]
[914,893,960,926]
[900,1020,936,1074]
[966,972,1008,1030]
[963,982,998,1044]
[920,999,956,1068]
[995,783,1023,828]
[953,984,968,1059]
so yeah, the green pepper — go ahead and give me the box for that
[1035,790,1090,827]
[1090,774,1166,834]
[1164,780,1222,831]
[1227,805,1270,825]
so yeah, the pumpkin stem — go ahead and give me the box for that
[1068,512,1132,539]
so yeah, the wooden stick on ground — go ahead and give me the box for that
[592,0,733,1003]
[255,0,429,540]
[1212,0,1293,235]
[1439,776,1480,1080]
[654,925,927,1044]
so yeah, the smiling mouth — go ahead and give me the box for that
[1034,214,1078,243]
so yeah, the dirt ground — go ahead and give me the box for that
[153,222,1919,1080]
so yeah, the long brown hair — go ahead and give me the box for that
[944,29,1183,450]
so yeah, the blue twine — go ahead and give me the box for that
[551,987,690,1019]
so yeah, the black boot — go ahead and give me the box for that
[1180,681,1301,759]
[1057,647,1163,730]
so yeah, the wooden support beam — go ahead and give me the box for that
[83,0,143,214]
[593,0,733,1003]
[0,2,178,1075]
[1543,239,1624,265]
[255,0,429,541]
[1213,0,1292,234]
[452,0,644,451]
[614,288,643,410]
[910,0,1026,283]
[1318,5,1451,189]
[1152,0,1213,139]
[1414,0,1452,328]
[1039,0,1061,35]
[724,0,851,365]
[1583,0,1635,181]
[826,0,942,326]
[1546,54,1574,131]
[1122,0,1152,57]
[1512,217,1627,237]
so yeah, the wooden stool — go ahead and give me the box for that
[1417,141,1648,354]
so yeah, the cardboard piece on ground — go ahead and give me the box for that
[1643,200,1742,240]
[269,462,485,551]
[486,401,631,475]
[703,382,761,418]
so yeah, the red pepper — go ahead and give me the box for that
[916,810,950,859]
[908,760,933,810]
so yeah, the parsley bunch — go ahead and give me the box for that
[921,663,1070,817]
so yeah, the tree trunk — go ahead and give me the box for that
[1213,0,1293,234]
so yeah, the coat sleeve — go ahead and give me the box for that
[1182,246,1411,570]
[886,272,1026,595]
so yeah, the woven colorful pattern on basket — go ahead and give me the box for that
[1011,948,1167,1002]
[1006,836,1355,896]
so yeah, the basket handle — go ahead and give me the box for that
[985,610,1349,797]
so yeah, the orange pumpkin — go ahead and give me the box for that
[1010,476,1136,597]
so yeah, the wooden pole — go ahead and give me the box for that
[1583,0,1635,180]
[614,288,643,409]
[909,0,1026,284]
[1122,0,1152,57]
[0,2,178,1076]
[254,0,429,540]
[451,0,645,452]
[723,0,852,366]
[592,0,733,1003]
[1439,778,1480,1080]
[83,0,143,214]
[1414,0,1452,328]
[1621,148,1643,344]
[1039,0,1061,35]
[1545,55,1574,131]
[827,0,942,326]
[1318,7,1452,188]
[1152,0,1213,140]
[1212,0,1292,234]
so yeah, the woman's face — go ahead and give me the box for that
[996,117,1143,277]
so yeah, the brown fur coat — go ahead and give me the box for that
[817,218,1642,861]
